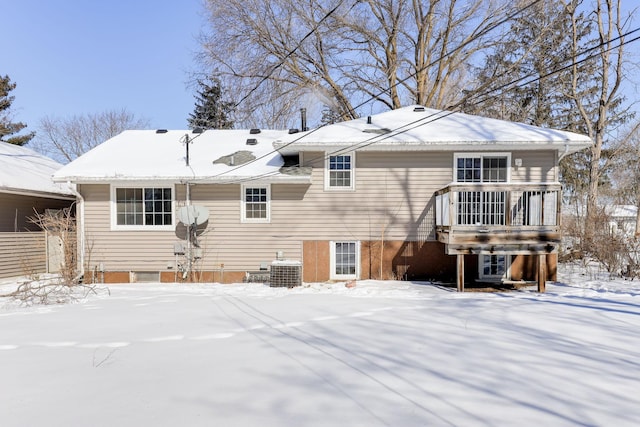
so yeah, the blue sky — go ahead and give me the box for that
[3,1,639,140]
[2,0,204,133]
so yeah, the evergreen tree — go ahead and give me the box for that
[0,75,34,146]
[188,77,234,130]
[462,0,580,128]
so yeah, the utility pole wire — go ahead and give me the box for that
[210,26,640,185]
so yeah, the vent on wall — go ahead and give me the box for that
[130,271,160,282]
[270,261,302,288]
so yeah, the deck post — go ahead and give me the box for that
[537,254,546,293]
[457,254,465,292]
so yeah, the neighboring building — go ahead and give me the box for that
[53,106,592,290]
[0,141,75,278]
[606,205,638,237]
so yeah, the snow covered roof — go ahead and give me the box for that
[54,106,593,184]
[53,129,308,184]
[0,141,74,198]
[275,105,593,155]
[606,205,638,219]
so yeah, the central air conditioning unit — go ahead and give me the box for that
[270,260,302,288]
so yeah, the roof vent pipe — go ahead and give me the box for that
[250,128,261,134]
[367,116,372,124]
[300,108,308,131]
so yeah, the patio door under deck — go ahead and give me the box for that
[479,254,510,281]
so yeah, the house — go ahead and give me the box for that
[606,205,638,237]
[0,141,75,278]
[53,106,592,290]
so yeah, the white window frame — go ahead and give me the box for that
[478,254,511,281]
[330,241,360,280]
[453,153,512,183]
[325,152,355,191]
[110,183,175,231]
[241,184,271,223]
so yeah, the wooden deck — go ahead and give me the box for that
[434,183,562,292]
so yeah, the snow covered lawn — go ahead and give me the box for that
[1,266,639,426]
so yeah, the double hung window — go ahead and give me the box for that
[326,154,354,190]
[242,185,270,222]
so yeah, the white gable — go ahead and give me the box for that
[0,141,73,197]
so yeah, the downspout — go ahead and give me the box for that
[67,181,85,281]
[558,143,570,161]
[184,180,192,279]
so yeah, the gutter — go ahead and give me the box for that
[0,186,75,200]
[55,174,312,185]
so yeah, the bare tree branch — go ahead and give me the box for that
[32,109,150,163]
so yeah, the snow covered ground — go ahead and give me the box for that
[1,264,639,426]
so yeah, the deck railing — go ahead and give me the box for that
[434,183,562,252]
[435,183,561,228]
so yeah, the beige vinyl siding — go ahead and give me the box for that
[292,151,452,241]
[0,232,46,278]
[81,184,301,272]
[79,149,558,274]
[0,192,73,232]
[189,184,301,271]
[510,151,556,182]
[82,184,186,272]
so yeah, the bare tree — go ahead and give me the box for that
[1,207,106,305]
[32,109,149,163]
[566,0,634,218]
[199,0,510,126]
[607,122,640,203]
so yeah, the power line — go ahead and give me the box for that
[329,26,640,157]
[198,0,546,181]
[347,0,546,116]
[215,26,640,186]
[195,3,640,185]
